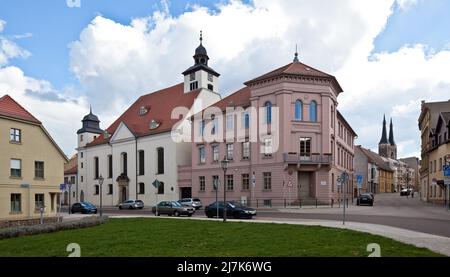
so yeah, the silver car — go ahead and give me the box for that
[178,198,203,210]
[119,199,144,209]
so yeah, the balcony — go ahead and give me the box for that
[283,153,333,165]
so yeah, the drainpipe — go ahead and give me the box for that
[135,136,138,200]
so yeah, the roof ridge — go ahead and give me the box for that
[0,94,41,124]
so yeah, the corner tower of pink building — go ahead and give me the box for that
[178,49,357,207]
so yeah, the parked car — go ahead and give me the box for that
[71,202,97,214]
[118,199,144,210]
[356,193,374,206]
[178,198,203,210]
[204,201,256,219]
[151,201,195,217]
[400,188,409,196]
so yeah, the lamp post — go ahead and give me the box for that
[338,171,349,225]
[221,156,229,223]
[98,175,104,217]
[68,181,72,215]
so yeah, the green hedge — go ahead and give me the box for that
[0,216,108,240]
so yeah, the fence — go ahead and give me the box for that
[197,196,353,209]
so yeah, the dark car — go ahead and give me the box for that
[400,188,409,196]
[204,201,256,219]
[71,202,97,214]
[151,201,195,217]
[356,193,374,206]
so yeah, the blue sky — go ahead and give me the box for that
[1,0,450,156]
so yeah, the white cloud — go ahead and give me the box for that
[3,0,450,158]
[0,21,87,156]
[0,19,5,32]
[396,0,419,11]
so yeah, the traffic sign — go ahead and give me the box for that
[152,179,161,189]
[59,184,66,191]
[356,175,363,188]
[443,165,450,177]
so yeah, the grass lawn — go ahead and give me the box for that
[0,218,442,257]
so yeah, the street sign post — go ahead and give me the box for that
[152,180,161,216]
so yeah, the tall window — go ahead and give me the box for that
[243,112,250,129]
[265,101,272,124]
[108,184,113,195]
[199,147,205,164]
[226,175,234,191]
[295,100,303,120]
[212,145,219,162]
[300,138,311,160]
[138,150,145,176]
[10,128,21,142]
[138,183,145,194]
[226,144,234,160]
[94,185,99,195]
[212,175,219,191]
[242,174,250,190]
[263,172,272,190]
[242,141,250,160]
[157,147,165,174]
[199,176,206,191]
[226,115,234,130]
[211,115,218,135]
[10,194,21,212]
[35,161,44,178]
[199,120,205,136]
[190,81,198,91]
[35,194,44,209]
[263,138,273,156]
[157,182,164,194]
[121,153,127,176]
[108,155,113,178]
[10,159,21,177]
[309,101,317,122]
[94,157,99,179]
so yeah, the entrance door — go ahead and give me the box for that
[180,187,192,199]
[120,187,127,202]
[298,172,311,199]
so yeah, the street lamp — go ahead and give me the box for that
[98,175,104,217]
[221,156,229,223]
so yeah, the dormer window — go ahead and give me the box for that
[207,84,213,91]
[139,106,149,116]
[190,73,195,81]
[149,119,160,130]
[207,73,213,82]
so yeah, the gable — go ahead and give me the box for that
[110,122,135,143]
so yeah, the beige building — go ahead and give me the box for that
[418,100,450,202]
[0,95,67,221]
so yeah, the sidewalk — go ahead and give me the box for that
[109,215,450,256]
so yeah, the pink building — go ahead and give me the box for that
[178,53,357,207]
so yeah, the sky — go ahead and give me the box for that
[1,0,449,158]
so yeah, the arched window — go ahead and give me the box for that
[265,101,272,124]
[295,100,303,120]
[310,101,317,122]
[157,147,164,174]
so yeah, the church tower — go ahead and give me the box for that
[378,115,397,159]
[388,118,397,159]
[182,31,220,93]
[77,107,103,148]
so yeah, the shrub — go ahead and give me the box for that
[0,216,108,240]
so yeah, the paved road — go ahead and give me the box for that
[64,193,450,237]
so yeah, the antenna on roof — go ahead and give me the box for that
[200,30,203,45]
[89,105,92,114]
[293,44,299,63]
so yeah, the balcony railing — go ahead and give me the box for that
[283,153,333,164]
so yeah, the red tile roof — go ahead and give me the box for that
[87,83,201,147]
[0,95,41,124]
[64,155,78,174]
[244,61,343,92]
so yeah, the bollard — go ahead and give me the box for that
[331,198,334,208]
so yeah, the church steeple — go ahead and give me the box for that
[293,44,299,63]
[182,31,220,93]
[379,114,388,144]
[389,118,395,145]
